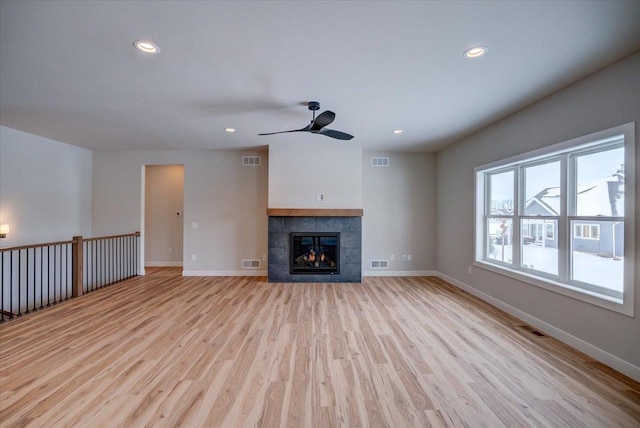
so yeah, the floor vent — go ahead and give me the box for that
[371,259,389,269]
[371,157,389,167]
[520,325,546,337]
[242,259,261,269]
[242,156,261,166]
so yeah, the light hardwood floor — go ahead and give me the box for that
[0,268,638,427]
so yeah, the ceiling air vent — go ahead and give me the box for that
[242,259,260,269]
[371,157,389,167]
[242,156,261,166]
[371,259,389,269]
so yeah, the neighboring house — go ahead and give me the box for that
[526,168,624,257]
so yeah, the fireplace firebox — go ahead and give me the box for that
[290,232,340,275]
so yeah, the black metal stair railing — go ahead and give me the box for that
[0,232,140,322]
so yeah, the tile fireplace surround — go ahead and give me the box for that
[267,209,362,283]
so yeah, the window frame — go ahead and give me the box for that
[474,123,635,316]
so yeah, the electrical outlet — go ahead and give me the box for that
[316,193,325,202]
[468,266,472,274]
[390,254,395,261]
[191,222,198,229]
[191,254,196,261]
[407,254,412,261]
[402,255,408,261]
[168,247,173,254]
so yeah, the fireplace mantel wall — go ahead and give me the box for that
[266,142,363,282]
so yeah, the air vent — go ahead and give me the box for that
[242,259,260,269]
[242,156,261,166]
[371,157,389,167]
[371,259,389,269]
[519,325,546,337]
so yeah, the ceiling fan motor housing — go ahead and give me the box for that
[308,101,320,111]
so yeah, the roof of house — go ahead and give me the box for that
[529,174,624,217]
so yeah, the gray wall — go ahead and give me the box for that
[362,152,436,274]
[436,52,639,368]
[0,126,92,247]
[144,165,184,266]
[92,150,268,274]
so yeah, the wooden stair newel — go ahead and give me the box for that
[72,236,83,298]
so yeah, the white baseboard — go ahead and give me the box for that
[363,270,437,277]
[182,270,267,277]
[437,272,640,382]
[145,261,183,267]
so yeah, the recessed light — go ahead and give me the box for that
[463,46,487,58]
[225,128,236,133]
[133,40,160,54]
[393,129,404,134]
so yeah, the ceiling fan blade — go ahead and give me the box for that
[310,110,335,131]
[258,129,305,136]
[259,121,313,136]
[318,128,354,140]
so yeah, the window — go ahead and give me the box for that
[545,222,555,240]
[574,224,599,240]
[474,123,635,315]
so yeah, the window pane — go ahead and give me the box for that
[487,218,513,264]
[521,219,558,275]
[575,147,624,216]
[571,220,623,292]
[489,171,514,215]
[524,161,560,216]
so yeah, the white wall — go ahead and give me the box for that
[268,141,362,208]
[0,126,92,247]
[92,150,268,274]
[362,152,436,274]
[144,165,184,266]
[436,52,640,375]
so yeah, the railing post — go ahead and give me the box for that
[135,231,141,275]
[72,236,83,298]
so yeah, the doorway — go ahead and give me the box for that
[144,165,184,267]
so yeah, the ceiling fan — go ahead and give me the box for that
[258,101,354,140]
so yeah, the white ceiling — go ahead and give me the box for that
[1,1,639,152]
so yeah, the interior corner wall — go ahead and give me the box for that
[144,165,184,266]
[435,52,640,371]
[362,152,436,274]
[0,126,92,247]
[92,150,268,274]
[268,141,362,208]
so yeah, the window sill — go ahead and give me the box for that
[473,260,633,317]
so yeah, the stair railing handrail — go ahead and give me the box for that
[0,239,75,253]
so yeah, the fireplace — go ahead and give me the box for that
[267,210,362,283]
[290,233,340,275]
